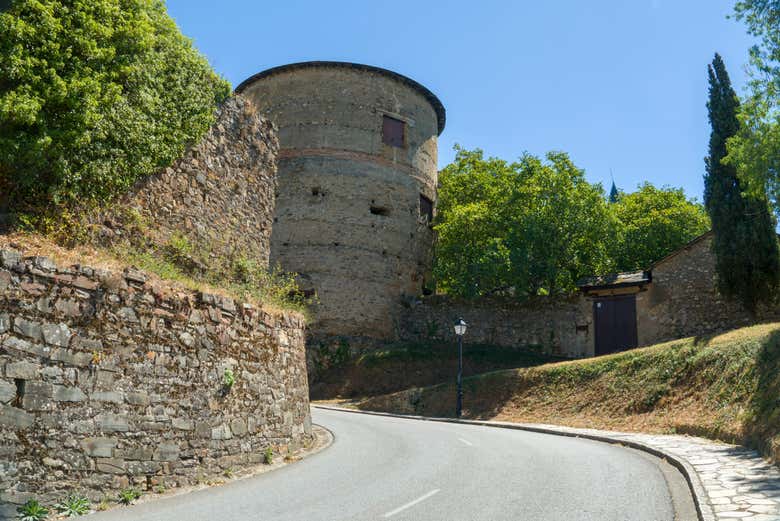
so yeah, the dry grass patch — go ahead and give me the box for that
[0,232,305,319]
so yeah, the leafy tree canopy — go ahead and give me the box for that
[610,182,710,271]
[434,147,616,298]
[726,0,780,211]
[0,0,231,211]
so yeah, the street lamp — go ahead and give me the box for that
[453,318,468,418]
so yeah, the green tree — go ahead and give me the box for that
[609,183,709,271]
[705,53,780,311]
[0,0,231,212]
[434,147,615,298]
[726,1,780,210]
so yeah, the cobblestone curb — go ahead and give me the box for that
[315,405,780,521]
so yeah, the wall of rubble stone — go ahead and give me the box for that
[399,295,593,358]
[0,248,311,518]
[636,233,780,346]
[99,95,278,269]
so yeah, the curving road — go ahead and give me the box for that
[89,407,684,521]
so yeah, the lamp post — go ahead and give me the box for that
[453,318,468,418]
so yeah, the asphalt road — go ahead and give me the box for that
[89,407,681,521]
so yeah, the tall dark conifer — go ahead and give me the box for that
[704,53,780,311]
[609,181,619,203]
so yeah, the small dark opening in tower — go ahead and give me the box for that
[382,115,405,148]
[12,379,24,408]
[370,206,390,217]
[419,194,434,223]
[311,187,324,196]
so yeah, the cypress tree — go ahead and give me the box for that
[704,53,780,311]
[609,181,620,203]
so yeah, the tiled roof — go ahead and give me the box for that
[577,270,651,290]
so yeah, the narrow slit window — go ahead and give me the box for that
[420,194,434,223]
[382,115,405,148]
[370,205,390,217]
[12,379,24,408]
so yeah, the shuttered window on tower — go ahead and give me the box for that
[382,115,405,148]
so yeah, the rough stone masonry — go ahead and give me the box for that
[0,249,311,518]
[99,95,279,270]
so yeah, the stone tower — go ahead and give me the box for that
[236,61,445,340]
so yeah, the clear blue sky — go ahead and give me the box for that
[166,0,757,202]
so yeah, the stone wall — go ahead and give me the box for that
[0,248,311,518]
[238,62,443,340]
[637,233,780,346]
[399,295,592,358]
[100,95,278,269]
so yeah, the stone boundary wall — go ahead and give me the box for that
[99,95,279,269]
[637,233,780,346]
[398,295,592,358]
[0,248,311,518]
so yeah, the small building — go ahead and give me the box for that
[578,231,777,355]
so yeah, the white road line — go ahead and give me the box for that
[457,437,473,446]
[382,489,441,518]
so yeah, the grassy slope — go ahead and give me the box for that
[310,342,562,400]
[0,232,305,316]
[355,323,780,460]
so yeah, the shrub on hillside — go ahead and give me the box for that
[0,0,230,214]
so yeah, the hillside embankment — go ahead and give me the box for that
[353,323,780,462]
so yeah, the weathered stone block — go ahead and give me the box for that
[117,307,138,323]
[0,249,21,268]
[95,413,130,433]
[126,460,161,475]
[154,443,180,462]
[172,418,193,431]
[125,391,150,406]
[96,457,126,474]
[0,404,34,429]
[195,422,211,439]
[115,447,153,461]
[53,385,87,402]
[33,256,56,272]
[230,418,248,437]
[41,366,63,380]
[0,379,15,403]
[91,391,123,404]
[5,361,39,380]
[21,381,52,411]
[0,313,9,334]
[54,298,81,317]
[13,317,42,341]
[211,424,232,440]
[41,322,72,347]
[80,437,117,457]
[50,348,92,367]
[179,332,195,348]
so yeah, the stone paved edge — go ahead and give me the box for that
[313,405,714,521]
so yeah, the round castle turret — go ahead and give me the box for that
[236,61,445,339]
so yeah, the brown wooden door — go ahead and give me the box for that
[594,295,638,355]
